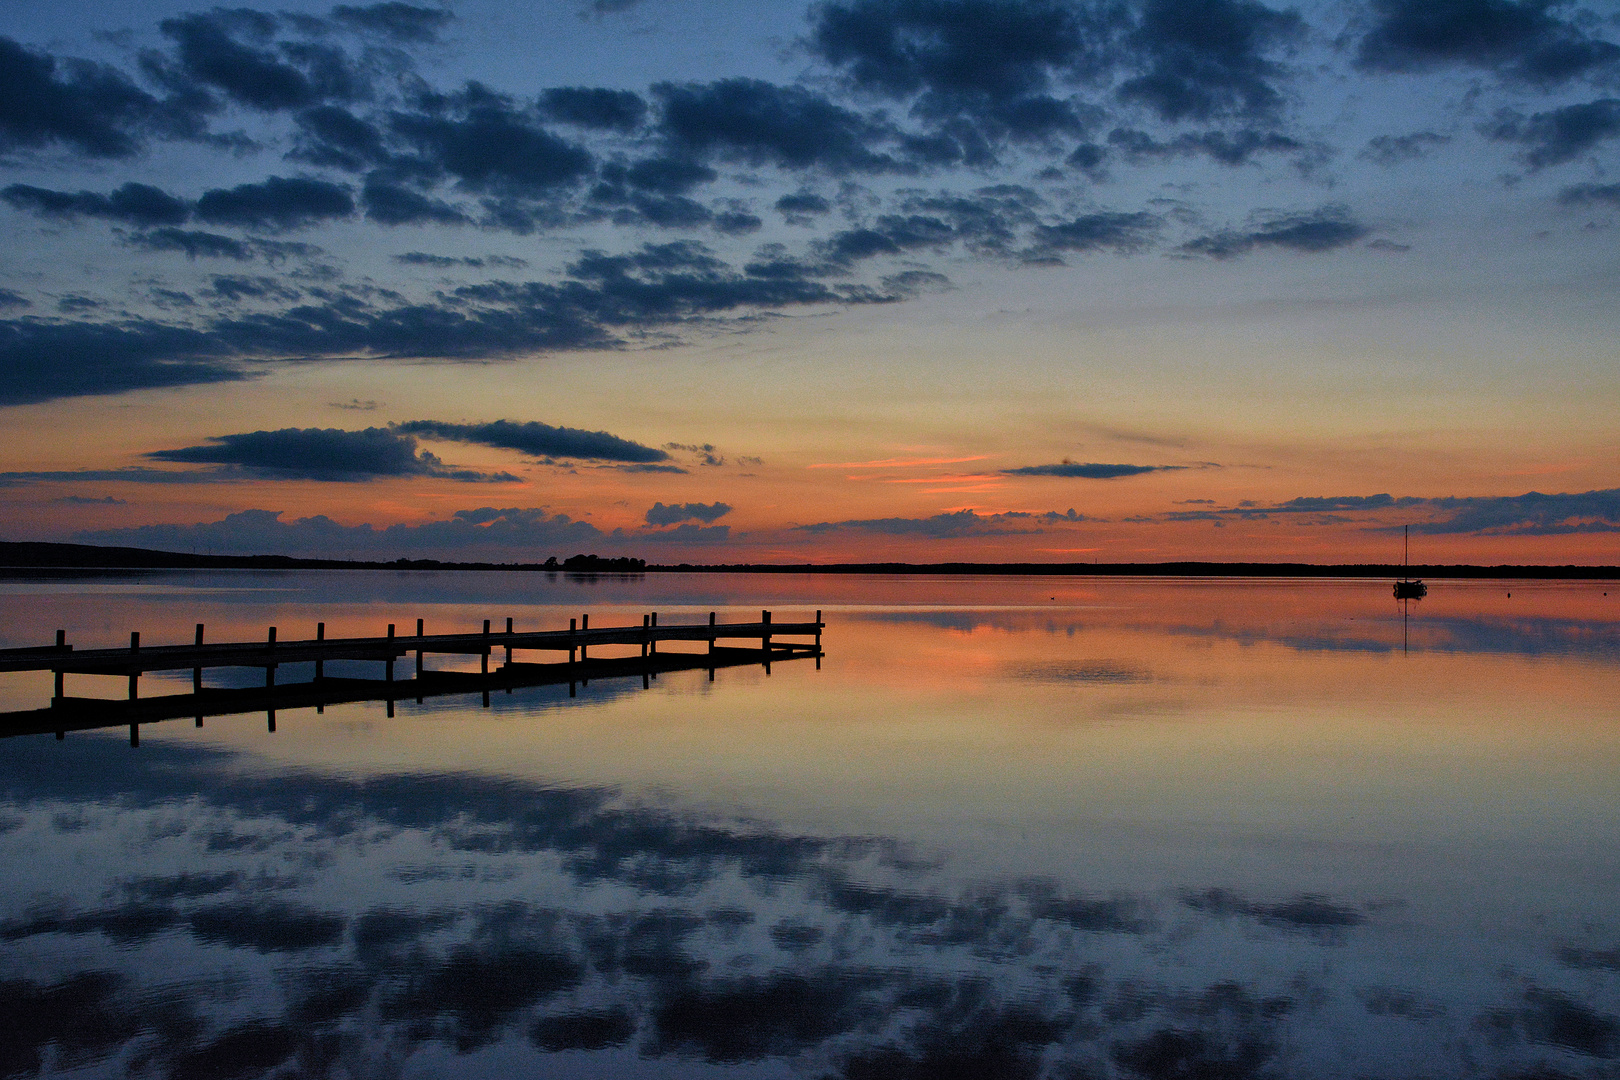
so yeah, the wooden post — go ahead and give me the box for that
[815,610,822,670]
[641,614,649,658]
[193,623,204,693]
[266,663,275,733]
[505,617,513,664]
[650,611,657,655]
[481,619,490,674]
[315,622,325,680]
[580,614,588,661]
[53,630,65,704]
[384,623,395,717]
[416,618,424,676]
[761,610,771,653]
[128,629,139,701]
[708,611,715,655]
[569,617,577,665]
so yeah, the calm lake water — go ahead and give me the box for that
[0,571,1617,1079]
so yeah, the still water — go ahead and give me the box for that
[0,571,1616,1079]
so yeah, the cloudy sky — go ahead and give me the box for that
[0,0,1616,562]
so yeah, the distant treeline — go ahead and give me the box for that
[0,542,1613,579]
[0,542,644,574]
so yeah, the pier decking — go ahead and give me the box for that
[0,610,823,743]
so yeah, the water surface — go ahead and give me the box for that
[1,572,1616,1078]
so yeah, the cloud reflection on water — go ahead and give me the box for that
[0,734,1616,1079]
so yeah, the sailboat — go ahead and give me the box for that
[1393,525,1427,599]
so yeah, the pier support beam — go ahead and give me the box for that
[52,630,64,705]
[128,631,140,700]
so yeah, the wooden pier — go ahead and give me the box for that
[0,610,823,743]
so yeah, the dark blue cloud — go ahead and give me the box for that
[2,182,190,226]
[820,213,956,265]
[328,3,455,43]
[1356,0,1620,84]
[1418,488,1620,536]
[540,87,648,130]
[362,177,470,224]
[158,11,324,112]
[623,157,717,194]
[0,237,900,405]
[653,78,897,172]
[1157,488,1620,536]
[1117,0,1303,123]
[395,419,670,463]
[809,0,1302,134]
[78,505,608,557]
[126,227,251,260]
[121,229,328,262]
[290,105,391,170]
[0,466,240,486]
[390,87,595,195]
[146,426,518,482]
[195,176,356,230]
[776,191,832,220]
[1560,182,1620,207]
[809,0,1106,102]
[1180,205,1371,258]
[1483,99,1620,169]
[0,321,247,407]
[1359,130,1450,165]
[645,501,733,525]
[1105,126,1306,165]
[0,36,184,158]
[897,185,1044,256]
[1026,210,1162,259]
[393,252,528,268]
[796,508,1040,538]
[1004,461,1175,478]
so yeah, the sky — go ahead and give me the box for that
[0,0,1617,564]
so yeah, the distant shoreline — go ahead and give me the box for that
[0,541,1615,579]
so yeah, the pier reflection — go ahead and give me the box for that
[0,644,821,743]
